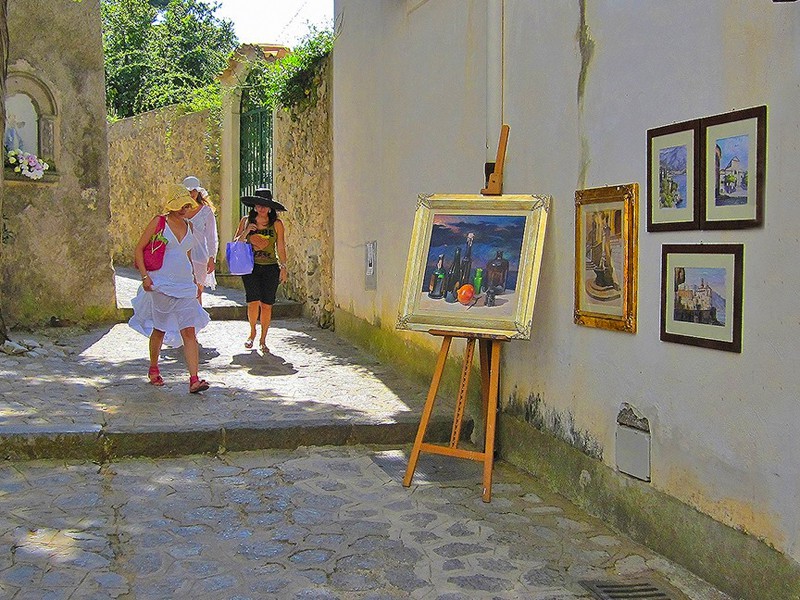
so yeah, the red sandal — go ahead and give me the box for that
[148,366,164,386]
[189,375,209,394]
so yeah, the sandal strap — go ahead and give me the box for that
[189,377,209,393]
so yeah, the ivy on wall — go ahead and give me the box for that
[240,28,334,115]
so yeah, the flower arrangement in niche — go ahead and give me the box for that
[5,149,50,180]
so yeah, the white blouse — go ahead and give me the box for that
[189,204,219,289]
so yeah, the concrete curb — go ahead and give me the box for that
[0,418,455,462]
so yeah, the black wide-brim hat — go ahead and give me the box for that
[240,188,287,211]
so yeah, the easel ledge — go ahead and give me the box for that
[428,329,510,341]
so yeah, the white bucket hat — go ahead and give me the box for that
[182,176,201,190]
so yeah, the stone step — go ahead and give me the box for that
[0,419,455,461]
[116,299,303,322]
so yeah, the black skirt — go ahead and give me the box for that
[241,263,280,305]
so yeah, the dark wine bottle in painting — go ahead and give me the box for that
[485,250,509,293]
[460,232,474,287]
[446,247,462,298]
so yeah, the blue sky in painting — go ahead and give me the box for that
[684,267,726,292]
[717,134,749,169]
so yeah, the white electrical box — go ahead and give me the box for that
[616,424,651,482]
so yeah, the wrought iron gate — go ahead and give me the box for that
[239,106,273,216]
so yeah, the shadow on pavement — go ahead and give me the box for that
[229,350,298,376]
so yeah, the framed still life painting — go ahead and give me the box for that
[699,105,766,229]
[396,194,549,339]
[574,183,638,333]
[660,244,744,353]
[646,119,700,232]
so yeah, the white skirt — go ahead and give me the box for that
[129,287,210,347]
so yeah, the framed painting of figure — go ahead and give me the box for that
[574,183,638,333]
[660,244,744,353]
[646,119,700,232]
[396,194,549,339]
[699,105,766,229]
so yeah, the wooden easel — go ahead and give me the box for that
[402,330,507,502]
[403,126,511,502]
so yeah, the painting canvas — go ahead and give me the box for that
[660,244,743,352]
[397,194,549,339]
[574,184,638,333]
[419,214,525,317]
[646,120,699,231]
[700,105,766,229]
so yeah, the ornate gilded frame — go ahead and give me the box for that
[396,194,549,339]
[574,183,638,333]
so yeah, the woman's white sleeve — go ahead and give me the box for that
[206,206,219,257]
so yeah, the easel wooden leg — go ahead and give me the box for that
[403,335,452,487]
[449,338,475,447]
[479,339,490,420]
[481,340,501,502]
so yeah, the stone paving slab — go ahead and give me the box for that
[0,445,732,600]
[0,318,453,459]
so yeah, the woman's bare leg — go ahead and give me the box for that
[259,302,273,349]
[179,327,200,379]
[149,329,166,368]
[247,301,259,342]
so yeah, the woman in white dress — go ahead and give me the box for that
[182,176,218,301]
[130,184,211,393]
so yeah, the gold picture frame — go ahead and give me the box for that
[574,183,638,333]
[396,193,550,339]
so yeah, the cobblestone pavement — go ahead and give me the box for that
[0,446,732,600]
[0,271,439,457]
[0,319,430,440]
[0,272,732,599]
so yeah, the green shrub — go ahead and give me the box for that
[241,27,334,114]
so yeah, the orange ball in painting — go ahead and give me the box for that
[457,284,475,305]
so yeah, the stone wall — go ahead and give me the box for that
[273,57,334,328]
[108,107,220,266]
[2,0,114,327]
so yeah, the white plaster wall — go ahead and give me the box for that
[333,0,487,332]
[333,0,800,560]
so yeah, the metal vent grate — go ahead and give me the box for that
[581,579,674,599]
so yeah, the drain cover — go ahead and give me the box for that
[581,579,673,599]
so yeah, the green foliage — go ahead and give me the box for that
[101,0,237,119]
[241,27,334,114]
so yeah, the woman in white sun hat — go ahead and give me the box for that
[130,184,211,393]
[182,175,219,302]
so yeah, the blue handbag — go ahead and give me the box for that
[226,241,254,275]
